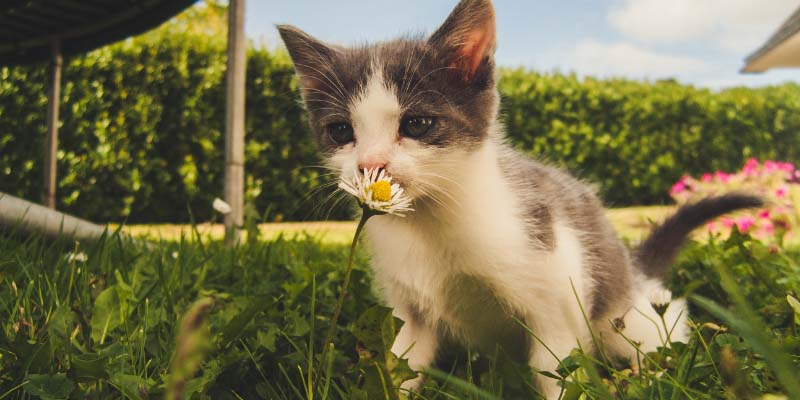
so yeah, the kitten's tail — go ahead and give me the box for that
[635,194,763,280]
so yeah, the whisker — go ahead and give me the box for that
[320,192,352,222]
[415,172,465,192]
[303,88,349,109]
[403,65,459,108]
[293,61,349,100]
[305,186,346,221]
[401,44,434,104]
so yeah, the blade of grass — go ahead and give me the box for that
[691,295,800,398]
[423,368,502,400]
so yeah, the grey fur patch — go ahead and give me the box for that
[526,205,555,250]
[498,148,632,319]
[278,3,498,155]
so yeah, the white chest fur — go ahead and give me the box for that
[364,142,591,350]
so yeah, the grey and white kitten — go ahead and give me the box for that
[278,1,760,397]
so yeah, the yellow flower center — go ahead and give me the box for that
[369,181,392,202]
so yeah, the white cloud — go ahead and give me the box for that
[571,39,710,79]
[608,0,798,53]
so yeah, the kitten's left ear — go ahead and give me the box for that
[277,24,340,97]
[429,0,496,82]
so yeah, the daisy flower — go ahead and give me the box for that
[212,198,232,215]
[66,252,88,263]
[321,168,414,366]
[649,288,672,317]
[339,168,414,216]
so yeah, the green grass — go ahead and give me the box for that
[1,223,799,399]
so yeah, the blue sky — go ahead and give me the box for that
[244,0,800,89]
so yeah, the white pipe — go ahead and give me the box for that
[0,192,107,241]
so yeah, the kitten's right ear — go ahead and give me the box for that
[277,25,338,95]
[429,0,496,83]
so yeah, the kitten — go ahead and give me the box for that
[278,0,761,397]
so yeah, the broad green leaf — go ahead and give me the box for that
[72,352,110,380]
[358,361,398,400]
[219,297,272,347]
[23,373,74,400]
[385,352,416,388]
[788,295,800,326]
[15,336,53,374]
[46,306,75,343]
[286,310,310,337]
[92,286,121,344]
[256,326,278,352]
[110,373,150,400]
[353,305,398,357]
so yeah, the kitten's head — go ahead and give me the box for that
[278,0,498,204]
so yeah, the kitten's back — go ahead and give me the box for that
[498,145,634,318]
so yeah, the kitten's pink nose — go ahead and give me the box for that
[358,161,386,172]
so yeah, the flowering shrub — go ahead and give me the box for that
[670,159,800,241]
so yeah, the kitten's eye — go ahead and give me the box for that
[401,116,435,138]
[327,122,354,144]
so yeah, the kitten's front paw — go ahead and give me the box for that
[538,378,564,400]
[400,373,425,396]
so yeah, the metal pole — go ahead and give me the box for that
[44,38,62,209]
[224,0,246,246]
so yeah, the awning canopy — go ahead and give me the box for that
[743,6,800,73]
[0,0,198,66]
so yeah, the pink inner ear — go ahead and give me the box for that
[454,21,496,81]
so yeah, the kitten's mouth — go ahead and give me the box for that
[337,168,415,216]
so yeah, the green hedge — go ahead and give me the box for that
[500,72,800,206]
[1,26,328,223]
[2,26,800,222]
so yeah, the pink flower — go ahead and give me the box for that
[701,173,713,183]
[706,221,717,232]
[735,216,755,233]
[714,171,731,183]
[759,219,775,236]
[758,209,771,219]
[776,187,788,198]
[765,161,796,179]
[721,217,735,228]
[742,158,759,176]
[764,160,778,172]
[670,181,686,195]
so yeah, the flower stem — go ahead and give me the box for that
[318,208,371,380]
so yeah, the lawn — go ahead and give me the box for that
[1,214,799,399]
[118,206,675,244]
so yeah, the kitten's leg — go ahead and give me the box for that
[391,305,439,392]
[526,321,585,399]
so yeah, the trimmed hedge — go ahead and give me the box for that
[2,27,800,222]
[500,72,800,206]
[1,25,326,223]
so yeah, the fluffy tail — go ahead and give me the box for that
[635,194,763,280]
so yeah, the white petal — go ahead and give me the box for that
[213,198,232,214]
[649,289,672,307]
